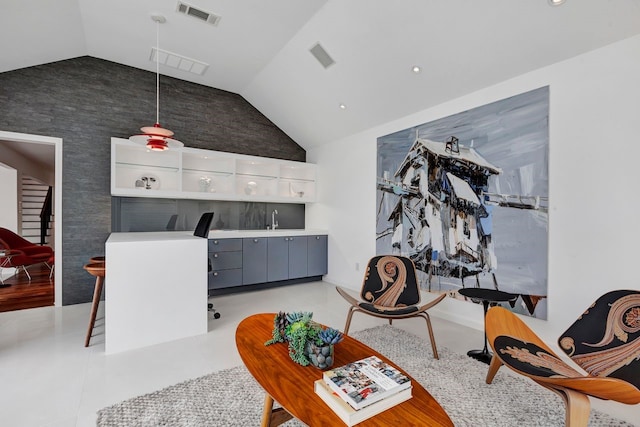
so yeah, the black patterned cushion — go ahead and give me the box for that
[494,335,582,379]
[558,289,640,388]
[361,255,420,307]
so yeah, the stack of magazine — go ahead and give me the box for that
[314,355,412,426]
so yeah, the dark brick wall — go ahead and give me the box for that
[0,56,305,305]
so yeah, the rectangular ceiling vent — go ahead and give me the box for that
[309,43,335,69]
[150,47,209,76]
[176,2,221,26]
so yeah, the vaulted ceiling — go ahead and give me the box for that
[2,0,640,150]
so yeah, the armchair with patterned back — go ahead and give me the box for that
[485,290,640,427]
[336,255,446,359]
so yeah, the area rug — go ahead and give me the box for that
[97,325,634,426]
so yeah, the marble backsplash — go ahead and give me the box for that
[111,197,305,233]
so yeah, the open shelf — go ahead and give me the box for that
[111,137,317,202]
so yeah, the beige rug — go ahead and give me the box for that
[97,325,635,426]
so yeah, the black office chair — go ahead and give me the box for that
[193,212,221,319]
[166,214,178,230]
[193,212,214,238]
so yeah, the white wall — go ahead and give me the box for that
[0,164,18,230]
[308,34,640,421]
[0,144,54,186]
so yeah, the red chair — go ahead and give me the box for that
[0,227,53,263]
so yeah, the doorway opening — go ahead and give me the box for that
[0,131,62,309]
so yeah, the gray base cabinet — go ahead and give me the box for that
[243,237,267,285]
[307,235,328,276]
[209,234,327,291]
[267,237,289,282]
[267,236,309,281]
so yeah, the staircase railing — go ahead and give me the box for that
[39,186,52,246]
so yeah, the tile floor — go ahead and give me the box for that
[0,281,636,426]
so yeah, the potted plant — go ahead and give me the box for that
[265,311,344,368]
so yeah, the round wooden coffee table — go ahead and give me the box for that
[236,313,453,426]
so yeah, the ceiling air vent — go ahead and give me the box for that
[309,43,335,69]
[176,2,221,26]
[151,47,209,76]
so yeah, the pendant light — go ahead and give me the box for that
[129,14,183,151]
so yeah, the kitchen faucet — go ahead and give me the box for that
[272,209,278,230]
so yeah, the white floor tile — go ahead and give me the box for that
[0,281,637,426]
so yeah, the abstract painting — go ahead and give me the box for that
[376,86,549,318]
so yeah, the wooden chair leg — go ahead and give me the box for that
[421,313,439,360]
[564,389,591,427]
[543,385,591,427]
[343,308,356,335]
[85,276,104,347]
[486,354,503,383]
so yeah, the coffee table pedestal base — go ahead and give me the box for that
[262,394,293,427]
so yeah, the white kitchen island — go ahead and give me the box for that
[105,231,208,355]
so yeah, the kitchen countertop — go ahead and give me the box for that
[107,231,202,243]
[107,229,328,242]
[207,229,327,239]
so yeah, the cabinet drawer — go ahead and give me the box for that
[208,268,243,289]
[210,251,242,270]
[208,238,242,252]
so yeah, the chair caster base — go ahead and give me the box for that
[467,349,493,365]
[208,303,221,319]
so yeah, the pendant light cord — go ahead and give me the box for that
[156,19,160,125]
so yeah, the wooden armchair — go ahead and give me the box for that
[336,255,446,359]
[485,290,640,427]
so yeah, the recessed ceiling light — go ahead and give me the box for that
[548,0,566,6]
[412,66,421,73]
[339,103,347,110]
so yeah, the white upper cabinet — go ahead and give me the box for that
[110,137,316,203]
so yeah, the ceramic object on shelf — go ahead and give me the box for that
[135,174,160,190]
[198,176,212,192]
[245,181,258,195]
[289,182,304,198]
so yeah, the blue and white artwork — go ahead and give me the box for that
[376,86,549,319]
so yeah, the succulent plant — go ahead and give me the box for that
[265,311,343,367]
[264,311,289,345]
[319,327,344,345]
[285,311,312,324]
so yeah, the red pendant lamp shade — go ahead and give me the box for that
[130,14,183,151]
[130,123,181,151]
